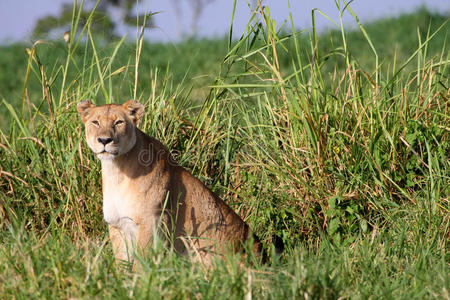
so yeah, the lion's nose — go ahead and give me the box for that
[97,137,113,145]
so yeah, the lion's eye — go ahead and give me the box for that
[92,120,99,126]
[114,120,124,126]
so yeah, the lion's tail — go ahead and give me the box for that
[250,233,284,263]
[272,234,285,257]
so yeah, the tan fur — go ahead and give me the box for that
[77,100,263,266]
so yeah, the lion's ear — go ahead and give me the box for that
[122,100,144,125]
[77,100,95,123]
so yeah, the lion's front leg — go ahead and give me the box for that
[108,218,138,265]
[132,215,163,271]
[109,225,129,262]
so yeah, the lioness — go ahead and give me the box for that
[77,100,282,266]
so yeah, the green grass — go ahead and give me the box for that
[1,225,447,298]
[0,2,449,299]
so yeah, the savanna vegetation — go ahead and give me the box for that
[0,1,448,298]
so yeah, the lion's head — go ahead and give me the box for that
[77,100,144,160]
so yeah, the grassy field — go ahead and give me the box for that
[0,2,449,299]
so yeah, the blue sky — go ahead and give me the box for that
[0,0,448,44]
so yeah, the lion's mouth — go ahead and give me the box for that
[98,149,119,156]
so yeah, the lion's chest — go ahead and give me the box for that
[102,185,133,225]
[102,183,138,249]
[101,161,137,228]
